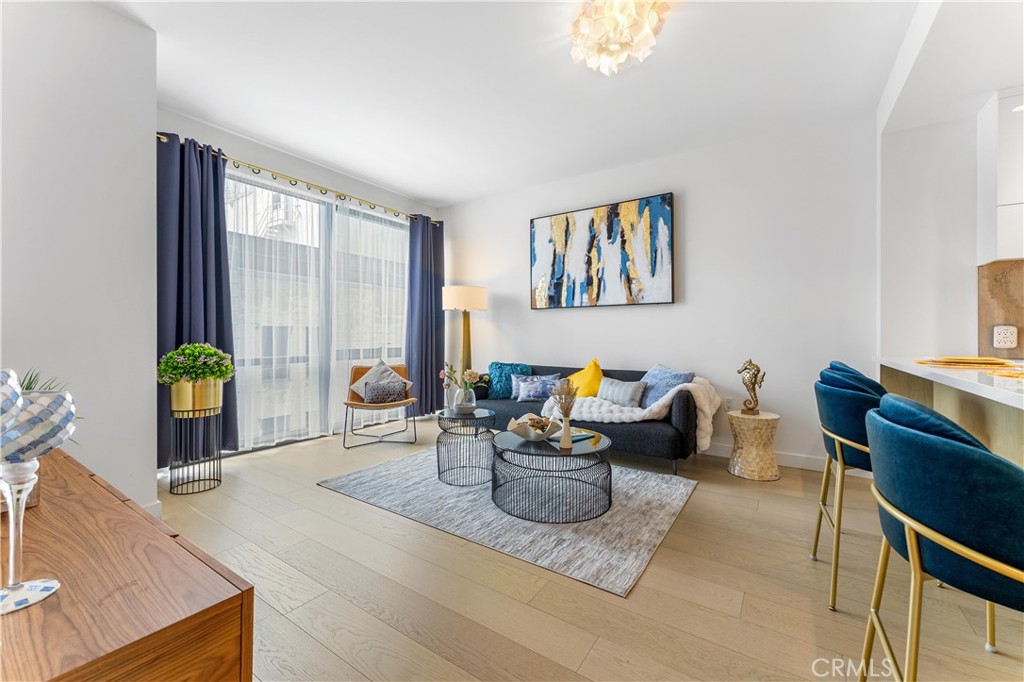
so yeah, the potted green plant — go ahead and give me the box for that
[157,343,235,417]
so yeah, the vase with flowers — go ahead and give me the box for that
[551,379,578,450]
[440,362,486,413]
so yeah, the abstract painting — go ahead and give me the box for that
[530,192,673,309]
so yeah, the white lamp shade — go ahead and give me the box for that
[442,285,488,312]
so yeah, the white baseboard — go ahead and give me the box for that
[143,499,163,518]
[701,441,873,479]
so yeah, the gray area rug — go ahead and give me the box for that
[318,448,697,596]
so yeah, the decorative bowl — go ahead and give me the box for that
[1,390,76,463]
[506,413,562,441]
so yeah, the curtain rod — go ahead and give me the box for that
[156,133,438,224]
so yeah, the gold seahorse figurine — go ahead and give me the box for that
[737,359,765,415]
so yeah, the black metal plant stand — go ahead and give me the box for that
[436,409,496,486]
[169,408,223,494]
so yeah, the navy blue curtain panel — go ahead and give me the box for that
[156,133,239,467]
[405,215,445,415]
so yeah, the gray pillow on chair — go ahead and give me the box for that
[364,381,407,404]
[350,359,411,398]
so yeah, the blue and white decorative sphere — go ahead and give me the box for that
[0,369,76,463]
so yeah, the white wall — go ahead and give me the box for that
[879,118,979,357]
[442,117,877,467]
[158,109,438,219]
[1,4,159,510]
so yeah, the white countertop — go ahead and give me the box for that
[879,357,1024,410]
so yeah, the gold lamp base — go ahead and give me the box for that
[461,310,473,374]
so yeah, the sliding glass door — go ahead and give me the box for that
[225,174,408,451]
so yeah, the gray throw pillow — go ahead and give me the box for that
[364,381,406,404]
[597,377,647,408]
[350,359,411,398]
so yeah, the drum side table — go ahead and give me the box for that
[726,410,781,481]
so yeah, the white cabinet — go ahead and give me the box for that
[996,92,1023,260]
[978,87,1023,263]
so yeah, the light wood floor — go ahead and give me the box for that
[158,418,1023,682]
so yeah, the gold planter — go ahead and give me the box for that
[170,379,223,418]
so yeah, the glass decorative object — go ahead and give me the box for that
[452,387,477,414]
[0,369,76,615]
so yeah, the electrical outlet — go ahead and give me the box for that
[723,396,735,410]
[994,325,1018,349]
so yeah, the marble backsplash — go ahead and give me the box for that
[978,258,1023,359]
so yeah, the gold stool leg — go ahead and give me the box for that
[904,528,924,682]
[828,464,847,612]
[810,461,832,560]
[860,538,894,682]
[985,601,997,652]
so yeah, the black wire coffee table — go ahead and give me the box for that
[491,429,612,523]
[437,408,496,486]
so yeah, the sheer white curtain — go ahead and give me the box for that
[329,205,409,431]
[225,171,409,451]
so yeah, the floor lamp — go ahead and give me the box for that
[442,285,488,374]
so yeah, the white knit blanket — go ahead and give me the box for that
[541,377,722,452]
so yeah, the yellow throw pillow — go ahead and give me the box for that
[568,358,604,397]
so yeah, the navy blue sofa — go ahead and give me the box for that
[475,364,698,474]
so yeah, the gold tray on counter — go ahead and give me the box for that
[917,356,1011,366]
[916,356,1015,370]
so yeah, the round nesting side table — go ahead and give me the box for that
[726,410,781,481]
[491,429,612,523]
[436,408,496,486]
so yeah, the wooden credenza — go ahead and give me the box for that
[1,451,253,681]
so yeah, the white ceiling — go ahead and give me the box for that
[885,1,1024,133]
[115,1,917,207]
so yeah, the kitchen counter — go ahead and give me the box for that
[879,357,1024,409]
[879,357,1023,466]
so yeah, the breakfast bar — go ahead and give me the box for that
[879,357,1024,466]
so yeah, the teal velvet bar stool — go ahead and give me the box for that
[861,395,1024,682]
[828,360,888,396]
[811,363,885,611]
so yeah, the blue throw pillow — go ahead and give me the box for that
[640,364,695,408]
[879,395,988,450]
[488,362,531,400]
[512,373,560,399]
[517,377,559,402]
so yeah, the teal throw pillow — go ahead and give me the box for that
[488,362,531,400]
